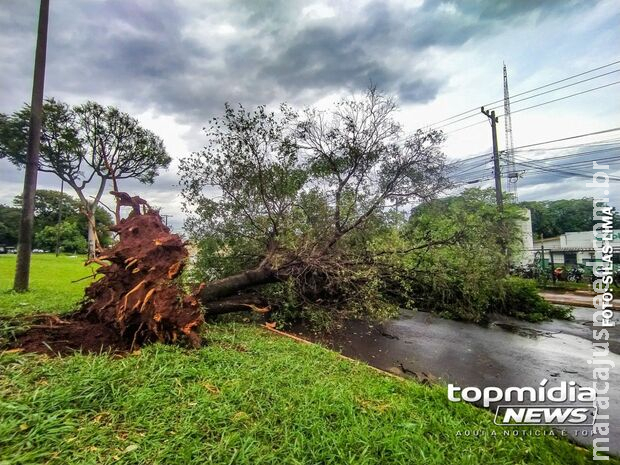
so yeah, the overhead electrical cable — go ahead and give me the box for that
[423,60,620,128]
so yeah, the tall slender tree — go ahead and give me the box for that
[13,0,49,291]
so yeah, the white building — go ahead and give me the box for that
[531,230,620,268]
[513,208,535,265]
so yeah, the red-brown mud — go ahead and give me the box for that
[8,314,130,355]
[6,209,204,355]
[80,210,204,348]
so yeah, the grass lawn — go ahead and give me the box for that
[0,254,96,317]
[0,254,612,464]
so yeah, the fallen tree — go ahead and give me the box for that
[180,88,454,324]
[11,89,455,353]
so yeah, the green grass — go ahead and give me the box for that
[0,254,612,464]
[0,325,602,465]
[0,254,96,317]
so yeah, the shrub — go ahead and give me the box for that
[492,277,573,322]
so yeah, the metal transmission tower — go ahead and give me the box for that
[503,63,518,200]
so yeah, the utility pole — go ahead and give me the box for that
[14,0,50,292]
[503,63,517,200]
[481,106,503,211]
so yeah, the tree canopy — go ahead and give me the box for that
[180,88,454,322]
[0,98,171,256]
[2,189,113,250]
[520,198,620,238]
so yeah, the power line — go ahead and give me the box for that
[431,69,620,131]
[443,129,620,174]
[514,154,620,170]
[491,60,620,108]
[444,80,620,135]
[514,138,620,153]
[423,59,620,128]
[447,152,493,165]
[506,80,620,117]
[512,159,620,181]
[513,146,620,163]
[453,149,620,181]
[510,127,620,150]
[443,120,487,135]
[451,158,492,175]
[486,68,620,113]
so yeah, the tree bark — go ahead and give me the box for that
[86,209,98,258]
[199,266,277,304]
[203,295,270,315]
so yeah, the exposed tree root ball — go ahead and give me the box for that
[80,210,204,348]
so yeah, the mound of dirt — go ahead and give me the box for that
[4,206,204,356]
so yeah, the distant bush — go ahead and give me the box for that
[491,277,573,322]
[409,276,572,323]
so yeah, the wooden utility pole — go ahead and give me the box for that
[481,106,503,211]
[14,0,50,291]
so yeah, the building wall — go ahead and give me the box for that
[514,208,535,265]
[531,229,620,268]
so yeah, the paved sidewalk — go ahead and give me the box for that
[540,290,620,309]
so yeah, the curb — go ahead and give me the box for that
[261,324,407,381]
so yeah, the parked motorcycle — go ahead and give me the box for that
[566,266,585,283]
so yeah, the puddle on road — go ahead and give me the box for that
[491,322,560,339]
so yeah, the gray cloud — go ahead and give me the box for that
[0,0,613,223]
[0,0,601,119]
[442,0,595,21]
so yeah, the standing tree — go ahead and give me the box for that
[0,99,171,257]
[0,204,21,247]
[12,189,114,249]
[519,198,620,238]
[35,221,88,254]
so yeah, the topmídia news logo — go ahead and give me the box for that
[448,379,597,426]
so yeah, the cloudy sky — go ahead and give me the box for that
[1,0,619,230]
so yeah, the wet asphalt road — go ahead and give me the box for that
[294,307,620,453]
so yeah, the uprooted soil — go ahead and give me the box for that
[80,210,204,348]
[5,208,205,356]
[6,314,131,355]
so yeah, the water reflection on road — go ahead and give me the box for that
[294,307,620,453]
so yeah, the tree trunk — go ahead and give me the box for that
[202,295,270,315]
[199,266,277,305]
[86,210,97,258]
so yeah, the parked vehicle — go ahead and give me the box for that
[566,266,585,282]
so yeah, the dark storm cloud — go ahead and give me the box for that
[0,1,204,110]
[0,0,600,120]
[0,0,609,219]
